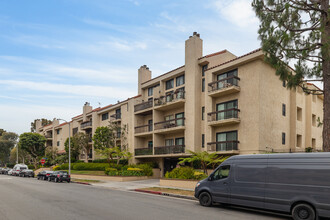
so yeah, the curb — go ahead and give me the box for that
[71,181,91,185]
[134,189,197,200]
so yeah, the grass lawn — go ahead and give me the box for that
[72,178,102,183]
[61,170,106,176]
[139,187,195,197]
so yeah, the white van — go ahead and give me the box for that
[12,164,28,176]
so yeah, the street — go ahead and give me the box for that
[0,175,289,220]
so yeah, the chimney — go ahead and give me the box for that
[83,102,92,122]
[138,65,152,95]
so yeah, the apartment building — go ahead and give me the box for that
[36,32,324,176]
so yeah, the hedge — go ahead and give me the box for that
[104,163,153,177]
[165,167,208,180]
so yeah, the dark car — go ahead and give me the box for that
[37,170,54,180]
[2,168,11,175]
[20,169,35,177]
[48,171,70,183]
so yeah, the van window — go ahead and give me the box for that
[213,165,230,180]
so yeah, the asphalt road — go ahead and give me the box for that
[0,175,289,220]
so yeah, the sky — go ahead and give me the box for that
[0,0,262,134]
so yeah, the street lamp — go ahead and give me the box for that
[58,118,71,176]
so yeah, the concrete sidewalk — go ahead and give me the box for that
[91,179,161,190]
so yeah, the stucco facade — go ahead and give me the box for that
[35,32,323,176]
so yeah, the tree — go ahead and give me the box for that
[252,0,330,151]
[0,132,18,165]
[93,122,129,166]
[64,132,89,162]
[30,118,52,132]
[0,129,6,136]
[75,132,90,163]
[18,132,46,169]
[179,150,228,174]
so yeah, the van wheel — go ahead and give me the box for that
[292,203,315,220]
[199,192,212,207]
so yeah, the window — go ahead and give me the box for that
[57,141,60,146]
[56,129,60,135]
[148,141,153,149]
[216,100,238,120]
[165,91,173,102]
[165,139,174,146]
[297,107,302,121]
[282,104,286,116]
[148,87,153,96]
[202,106,205,120]
[202,78,205,92]
[282,132,286,145]
[165,115,174,121]
[176,75,185,87]
[175,137,184,146]
[102,113,109,121]
[148,119,153,131]
[115,108,121,119]
[213,165,230,180]
[216,131,238,151]
[312,114,316,126]
[202,64,208,76]
[175,112,184,126]
[166,79,174,90]
[312,138,316,148]
[217,69,238,88]
[297,134,302,148]
[283,80,286,87]
[202,134,205,148]
[72,127,78,135]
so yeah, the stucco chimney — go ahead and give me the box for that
[83,102,92,122]
[138,65,152,95]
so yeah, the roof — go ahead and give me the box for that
[198,50,227,60]
[141,65,185,85]
[206,48,262,72]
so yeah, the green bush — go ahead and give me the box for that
[73,163,109,171]
[104,163,153,176]
[59,163,74,170]
[27,165,35,169]
[165,167,207,180]
[105,168,144,176]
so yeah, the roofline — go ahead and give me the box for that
[198,49,227,60]
[141,65,185,85]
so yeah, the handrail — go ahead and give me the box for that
[134,99,153,112]
[154,118,185,130]
[154,145,185,155]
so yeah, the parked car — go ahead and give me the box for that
[1,168,10,175]
[20,169,35,177]
[0,168,4,174]
[12,164,28,176]
[48,171,71,183]
[195,153,330,220]
[7,169,13,175]
[37,170,54,180]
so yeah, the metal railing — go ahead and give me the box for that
[134,99,153,112]
[207,141,239,151]
[135,148,153,156]
[208,108,240,122]
[110,113,121,120]
[208,76,240,92]
[154,145,185,155]
[135,124,153,133]
[45,134,52,138]
[81,121,92,129]
[154,118,185,130]
[154,90,185,106]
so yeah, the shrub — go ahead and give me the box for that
[27,164,35,170]
[53,165,60,171]
[73,163,109,171]
[127,168,143,171]
[105,168,144,176]
[129,164,153,176]
[104,163,153,176]
[165,167,207,180]
[58,163,73,170]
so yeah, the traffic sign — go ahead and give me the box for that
[41,159,45,165]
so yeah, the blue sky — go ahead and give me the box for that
[0,0,261,134]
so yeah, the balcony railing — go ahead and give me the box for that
[154,90,185,106]
[207,141,239,151]
[154,118,185,130]
[135,124,153,134]
[110,113,121,120]
[208,108,240,122]
[134,100,153,112]
[154,145,185,155]
[81,121,92,129]
[135,148,153,156]
[45,134,52,138]
[208,76,240,92]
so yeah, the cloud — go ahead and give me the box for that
[0,80,135,100]
[213,0,259,28]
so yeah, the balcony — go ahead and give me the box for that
[207,141,239,153]
[154,145,185,155]
[208,108,240,126]
[154,90,185,111]
[134,124,153,137]
[135,147,153,156]
[110,113,121,121]
[154,118,185,134]
[208,76,240,97]
[81,121,92,130]
[134,100,153,114]
[45,134,53,140]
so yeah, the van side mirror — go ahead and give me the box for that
[208,175,213,181]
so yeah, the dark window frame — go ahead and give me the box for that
[282,132,286,145]
[166,79,174,90]
[176,75,185,87]
[102,112,109,121]
[282,104,286,116]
